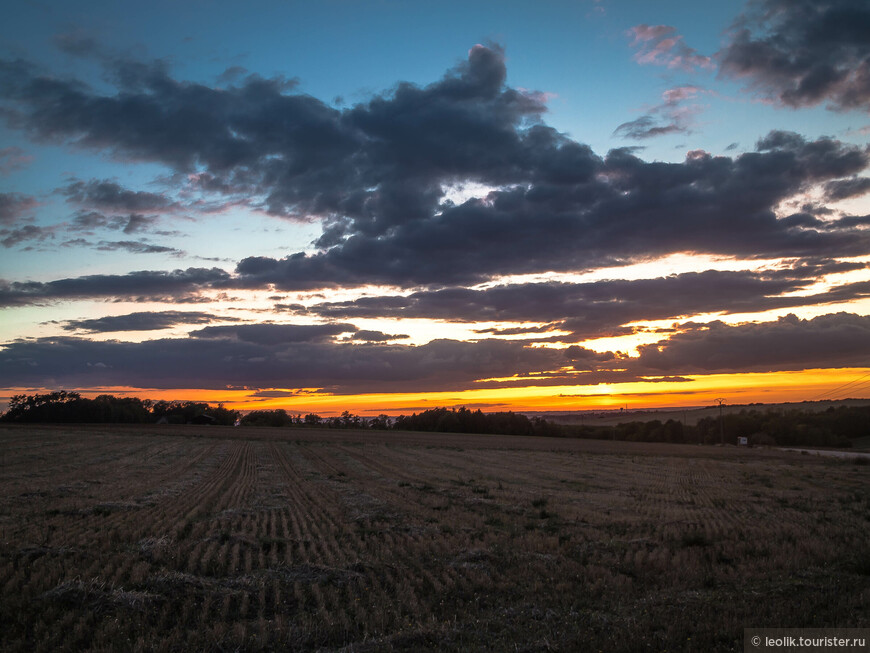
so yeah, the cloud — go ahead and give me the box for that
[61,178,175,213]
[57,180,176,241]
[474,324,558,337]
[351,330,410,342]
[93,240,181,255]
[0,333,566,394]
[613,115,684,140]
[0,55,360,214]
[0,45,546,222]
[717,0,870,111]
[69,211,162,235]
[0,146,33,175]
[52,30,103,58]
[216,66,249,86]
[0,267,232,306]
[6,312,868,393]
[634,312,870,373]
[234,130,869,288]
[69,211,114,231]
[614,85,707,140]
[0,192,37,224]
[297,263,870,340]
[49,235,180,255]
[4,250,867,330]
[189,323,358,345]
[122,214,160,234]
[1,224,55,248]
[824,176,870,201]
[628,24,713,72]
[828,215,870,230]
[1,46,869,292]
[59,310,235,333]
[1,43,867,400]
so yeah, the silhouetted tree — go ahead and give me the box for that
[240,409,292,427]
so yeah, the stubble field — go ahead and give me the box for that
[1,424,868,652]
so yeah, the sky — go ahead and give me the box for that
[1,0,870,416]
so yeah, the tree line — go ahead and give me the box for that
[0,394,560,436]
[2,391,867,448]
[240,406,562,436]
[0,391,239,425]
[575,404,869,448]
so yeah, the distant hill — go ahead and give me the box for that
[523,398,870,427]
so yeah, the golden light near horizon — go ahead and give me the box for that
[243,367,870,414]
[8,366,865,417]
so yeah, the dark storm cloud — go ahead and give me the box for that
[635,312,870,373]
[352,330,410,342]
[2,45,869,291]
[189,323,357,345]
[824,177,870,201]
[0,334,565,394]
[60,310,234,333]
[774,212,824,229]
[61,179,175,213]
[297,265,870,339]
[3,312,870,392]
[775,256,867,278]
[718,0,870,111]
[474,324,557,337]
[821,279,870,304]
[565,346,619,370]
[233,131,870,288]
[0,267,232,306]
[0,54,362,212]
[0,43,551,234]
[0,192,37,224]
[828,214,870,230]
[248,390,313,399]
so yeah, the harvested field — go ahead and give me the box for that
[1,424,868,651]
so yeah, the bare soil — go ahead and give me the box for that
[1,424,867,651]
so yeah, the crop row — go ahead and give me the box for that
[0,426,867,651]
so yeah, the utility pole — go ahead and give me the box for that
[715,398,725,445]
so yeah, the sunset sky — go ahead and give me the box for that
[2,0,869,415]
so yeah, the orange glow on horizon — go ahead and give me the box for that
[3,367,868,416]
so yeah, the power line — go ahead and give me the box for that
[807,370,870,402]
[809,371,870,401]
[823,379,870,401]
